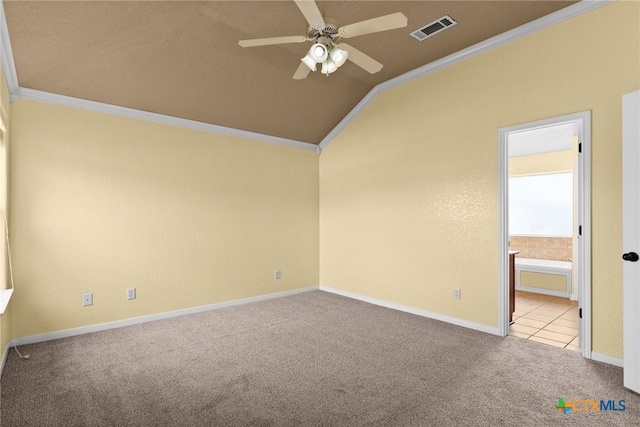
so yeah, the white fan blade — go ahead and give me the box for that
[294,0,325,30]
[339,12,408,38]
[239,35,307,48]
[339,43,383,74]
[293,62,312,80]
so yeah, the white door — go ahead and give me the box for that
[623,90,640,394]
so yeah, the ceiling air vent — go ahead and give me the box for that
[410,15,457,41]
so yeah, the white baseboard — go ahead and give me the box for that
[0,341,10,379]
[319,286,500,336]
[591,351,624,368]
[12,286,319,347]
[5,285,625,374]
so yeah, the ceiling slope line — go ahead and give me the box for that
[0,0,612,153]
[17,88,318,151]
[0,3,316,151]
[317,86,381,155]
[317,0,613,153]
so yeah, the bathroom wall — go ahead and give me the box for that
[509,236,572,261]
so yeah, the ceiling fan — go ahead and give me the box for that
[238,0,408,79]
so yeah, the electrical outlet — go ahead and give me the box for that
[275,270,281,280]
[454,288,461,299]
[83,293,93,306]
[127,288,136,300]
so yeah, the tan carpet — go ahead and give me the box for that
[1,290,638,426]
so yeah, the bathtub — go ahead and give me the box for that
[514,258,572,298]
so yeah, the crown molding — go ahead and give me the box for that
[18,88,318,151]
[317,86,381,153]
[0,0,612,153]
[0,0,19,97]
[318,0,613,152]
[0,0,316,151]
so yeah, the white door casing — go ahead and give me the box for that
[498,111,591,359]
[622,90,640,394]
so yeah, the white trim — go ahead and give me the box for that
[318,87,380,150]
[17,88,317,151]
[591,351,624,368]
[499,111,592,357]
[1,0,314,151]
[319,286,500,336]
[578,111,592,359]
[515,258,572,272]
[0,0,610,153]
[12,286,319,347]
[0,0,19,98]
[378,1,610,94]
[319,0,611,153]
[0,339,9,378]
[498,136,509,336]
[1,6,315,149]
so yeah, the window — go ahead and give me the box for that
[509,172,572,237]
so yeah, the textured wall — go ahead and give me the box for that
[320,1,639,357]
[9,100,319,338]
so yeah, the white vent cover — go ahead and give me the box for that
[410,15,457,41]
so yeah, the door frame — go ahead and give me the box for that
[498,111,591,359]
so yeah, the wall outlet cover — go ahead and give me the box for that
[83,293,93,306]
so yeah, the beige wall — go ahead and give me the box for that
[3,0,638,361]
[9,100,319,338]
[319,1,639,358]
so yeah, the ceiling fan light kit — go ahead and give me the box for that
[301,54,318,72]
[302,42,347,76]
[321,57,338,75]
[238,0,408,79]
[329,46,348,68]
[309,43,328,62]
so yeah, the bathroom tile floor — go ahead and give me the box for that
[510,291,579,351]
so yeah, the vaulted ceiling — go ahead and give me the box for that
[3,1,578,145]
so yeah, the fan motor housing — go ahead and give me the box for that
[307,17,339,43]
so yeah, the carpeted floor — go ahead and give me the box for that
[1,290,638,426]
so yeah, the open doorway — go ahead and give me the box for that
[498,112,591,359]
